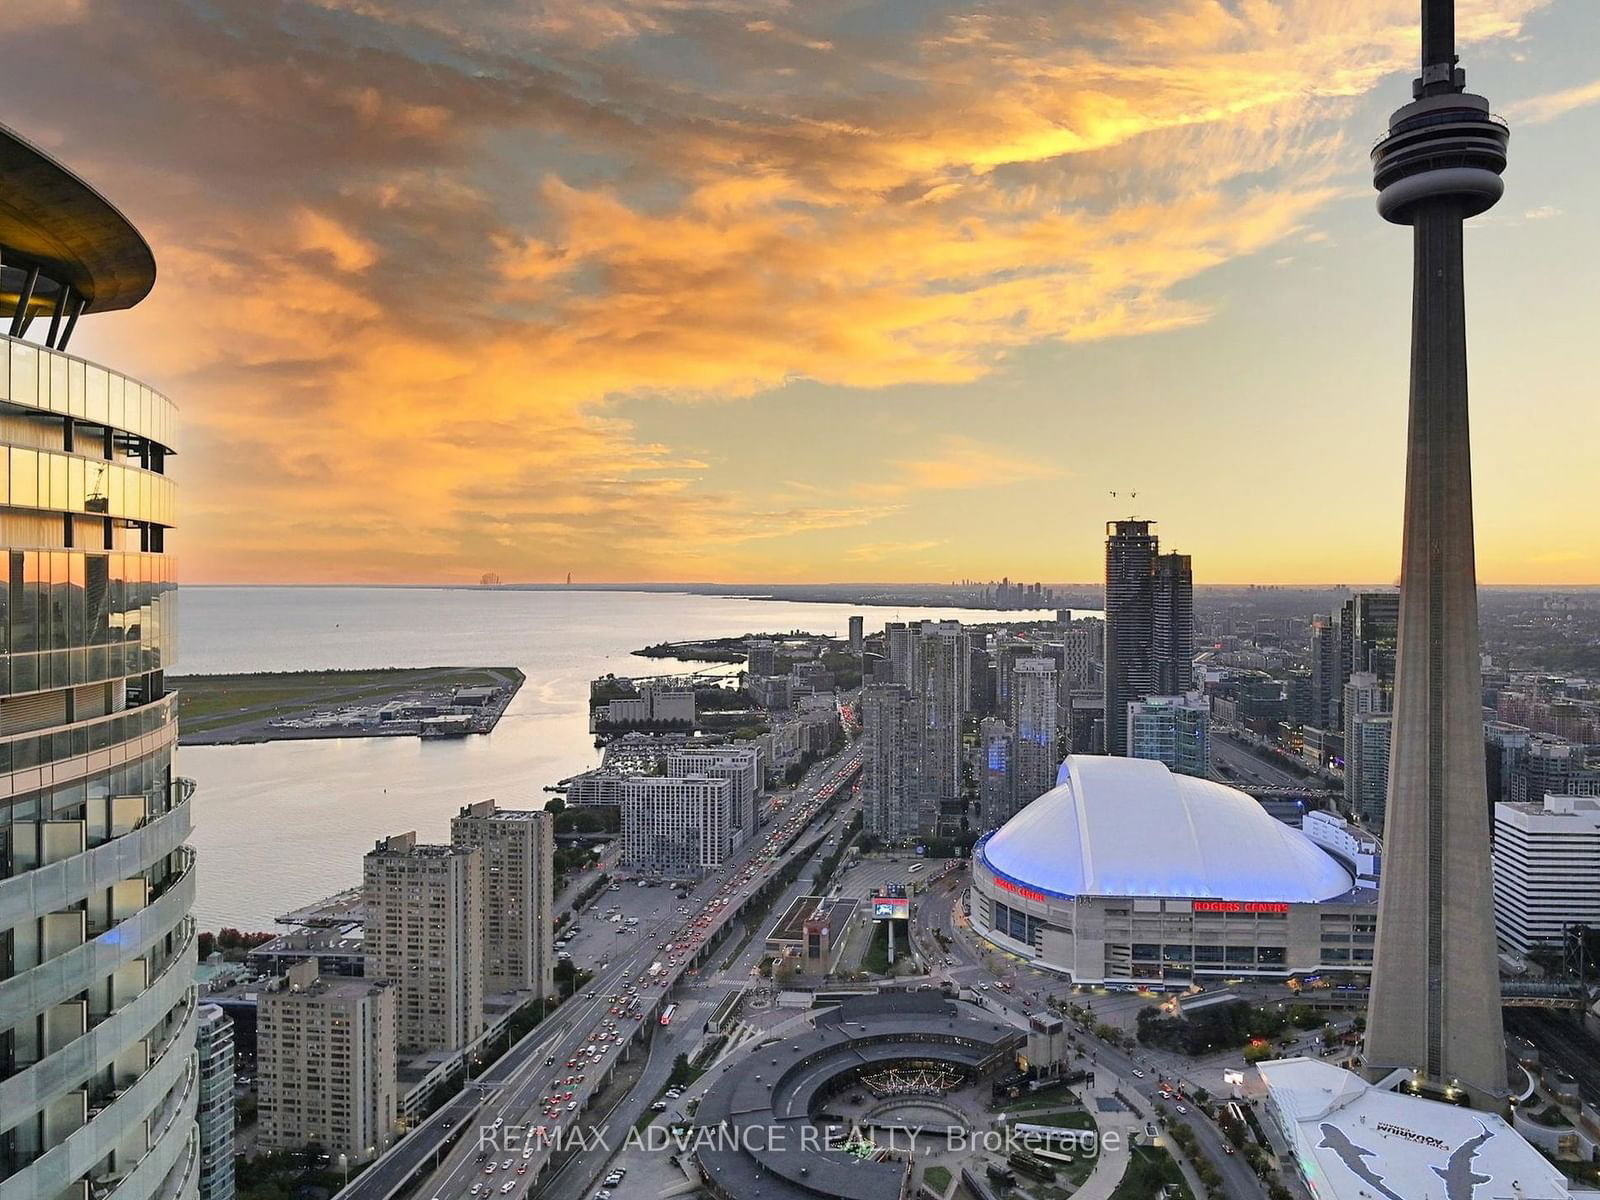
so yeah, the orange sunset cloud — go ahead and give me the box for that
[4,0,1594,584]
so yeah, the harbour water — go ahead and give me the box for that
[181,586,1096,930]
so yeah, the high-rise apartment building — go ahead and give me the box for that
[909,620,966,826]
[363,833,484,1053]
[0,127,197,1200]
[746,639,778,677]
[978,717,1013,830]
[848,615,864,654]
[1484,721,1532,809]
[1342,671,1388,819]
[968,641,996,716]
[258,961,397,1162]
[1350,715,1393,828]
[1152,553,1194,695]
[1104,520,1194,756]
[993,636,1031,714]
[1010,658,1059,817]
[1309,615,1341,730]
[1508,735,1585,805]
[1339,591,1401,691]
[1067,690,1106,755]
[1059,622,1095,693]
[1128,693,1210,779]
[883,622,915,686]
[861,683,922,839]
[196,1004,237,1200]
[450,801,555,997]
[1492,795,1600,958]
[620,775,734,876]
[666,745,762,841]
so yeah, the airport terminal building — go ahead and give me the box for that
[970,757,1377,986]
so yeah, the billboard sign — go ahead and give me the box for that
[872,897,911,920]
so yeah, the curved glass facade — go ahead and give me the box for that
[0,321,196,1200]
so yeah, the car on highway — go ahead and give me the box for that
[499,1182,515,1194]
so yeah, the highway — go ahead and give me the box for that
[1209,729,1310,790]
[537,818,855,1200]
[335,743,863,1200]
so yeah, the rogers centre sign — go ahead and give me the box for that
[1193,900,1289,914]
[993,877,1048,903]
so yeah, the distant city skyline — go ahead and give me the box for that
[2,2,1595,586]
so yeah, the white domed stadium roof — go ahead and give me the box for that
[980,756,1353,902]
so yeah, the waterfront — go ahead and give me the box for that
[182,586,1095,930]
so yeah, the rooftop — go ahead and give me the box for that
[1498,794,1600,827]
[1258,1057,1571,1199]
[981,756,1353,902]
[0,122,156,317]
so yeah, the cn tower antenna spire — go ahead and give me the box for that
[1419,0,1463,95]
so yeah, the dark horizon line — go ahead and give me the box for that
[177,580,1600,592]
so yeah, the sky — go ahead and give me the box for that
[5,0,1597,586]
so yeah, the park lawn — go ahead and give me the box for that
[1012,1110,1095,1130]
[992,1090,1085,1113]
[923,1165,951,1193]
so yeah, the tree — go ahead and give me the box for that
[668,1054,693,1088]
[1288,1004,1325,1030]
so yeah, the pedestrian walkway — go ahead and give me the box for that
[708,1020,765,1067]
[1059,1069,1140,1200]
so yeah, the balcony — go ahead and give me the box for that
[0,989,196,1200]
[0,847,196,1031]
[0,920,195,1135]
[94,1047,197,1200]
[0,772,192,929]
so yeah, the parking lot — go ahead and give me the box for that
[556,877,685,976]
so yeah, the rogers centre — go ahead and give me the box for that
[970,756,1377,987]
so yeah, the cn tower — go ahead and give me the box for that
[1361,0,1510,1107]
